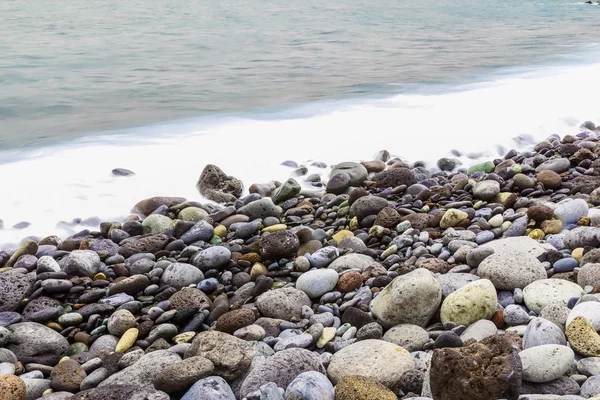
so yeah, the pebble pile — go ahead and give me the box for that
[5,124,600,399]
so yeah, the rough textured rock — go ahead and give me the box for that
[440,279,497,327]
[566,316,600,357]
[99,350,181,387]
[51,359,87,392]
[240,348,325,398]
[477,253,546,290]
[284,371,334,400]
[7,322,69,365]
[327,339,415,389]
[133,196,186,216]
[196,164,243,203]
[0,374,26,400]
[0,271,34,312]
[256,287,311,321]
[519,344,574,383]
[118,234,170,258]
[333,375,397,400]
[372,168,417,188]
[371,268,442,328]
[154,356,215,394]
[523,279,584,314]
[259,230,300,260]
[185,331,253,381]
[181,376,235,400]
[72,385,168,400]
[429,334,522,400]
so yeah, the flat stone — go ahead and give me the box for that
[520,344,574,383]
[523,279,584,314]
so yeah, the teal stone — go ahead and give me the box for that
[58,312,83,327]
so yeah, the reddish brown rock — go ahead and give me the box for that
[375,207,402,229]
[215,309,256,334]
[337,272,364,293]
[415,258,451,274]
[51,359,87,392]
[537,170,562,190]
[402,213,433,231]
[527,205,554,222]
[429,334,522,400]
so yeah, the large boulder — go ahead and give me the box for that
[196,164,243,203]
[371,268,442,328]
[429,334,522,400]
[327,339,414,389]
[477,253,546,290]
[7,322,69,365]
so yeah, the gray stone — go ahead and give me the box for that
[180,221,214,245]
[238,198,281,220]
[504,304,531,326]
[240,348,325,398]
[328,253,378,273]
[271,178,301,204]
[520,344,574,383]
[107,309,137,336]
[580,375,600,398]
[523,317,566,349]
[181,376,235,400]
[435,273,480,298]
[349,196,389,221]
[256,287,311,321]
[554,199,589,225]
[22,378,51,400]
[161,262,204,289]
[306,247,339,268]
[63,250,101,277]
[330,162,368,187]
[535,158,570,173]
[477,252,546,290]
[284,371,334,400]
[473,180,501,201]
[0,271,35,312]
[36,255,60,273]
[7,322,68,365]
[460,319,498,342]
[197,164,243,203]
[564,227,600,250]
[382,324,429,352]
[295,269,339,298]
[481,236,546,259]
[80,367,108,390]
[192,246,232,270]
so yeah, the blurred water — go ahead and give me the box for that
[0,0,598,148]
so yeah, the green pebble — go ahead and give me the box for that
[380,245,398,260]
[66,342,88,356]
[338,206,350,216]
[91,325,107,335]
[467,161,495,175]
[58,312,83,327]
[210,235,222,245]
[396,221,411,233]
[336,323,352,335]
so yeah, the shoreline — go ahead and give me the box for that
[2,122,600,399]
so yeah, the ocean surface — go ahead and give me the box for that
[1,0,600,246]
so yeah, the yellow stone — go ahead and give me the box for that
[214,225,227,238]
[43,388,54,396]
[116,328,139,353]
[349,217,359,231]
[316,327,336,348]
[332,230,353,244]
[566,316,600,357]
[262,224,287,233]
[528,229,545,240]
[0,267,11,273]
[541,219,562,235]
[579,216,591,226]
[58,356,70,364]
[572,248,584,262]
[93,272,107,281]
[501,221,512,232]
[173,332,196,344]
[250,263,269,279]
[46,322,63,332]
[439,209,468,229]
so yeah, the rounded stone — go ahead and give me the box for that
[51,359,87,392]
[177,207,209,222]
[327,172,352,194]
[440,209,469,229]
[259,230,300,260]
[191,246,232,271]
[215,309,256,334]
[537,170,562,189]
[295,269,339,298]
[160,262,204,290]
[7,322,69,365]
[107,309,137,337]
[460,319,498,342]
[372,168,417,189]
[523,279,584,314]
[141,214,173,234]
[327,339,415,388]
[334,375,397,400]
[577,263,600,288]
[477,253,546,291]
[328,254,377,273]
[554,199,589,225]
[349,196,389,221]
[565,316,600,357]
[371,268,442,328]
[522,317,566,349]
[440,279,497,326]
[566,301,600,331]
[519,344,574,383]
[181,376,235,400]
[382,324,429,352]
[473,180,501,201]
[0,375,26,400]
[154,356,214,394]
[63,250,101,278]
[256,287,312,321]
[284,371,334,400]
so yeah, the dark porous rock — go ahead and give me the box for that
[133,196,186,217]
[341,307,375,329]
[169,287,212,322]
[527,205,555,222]
[416,258,451,274]
[434,331,463,349]
[520,376,581,396]
[21,296,63,321]
[50,359,87,392]
[402,213,433,230]
[185,331,253,381]
[239,348,325,398]
[153,356,214,394]
[372,168,417,189]
[330,162,368,187]
[259,230,300,260]
[215,309,256,334]
[0,270,35,312]
[118,234,169,258]
[8,322,69,365]
[375,207,402,229]
[71,385,168,400]
[196,164,243,203]
[108,275,150,296]
[100,350,181,388]
[349,196,389,221]
[429,334,522,400]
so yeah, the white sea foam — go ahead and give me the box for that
[1,57,600,248]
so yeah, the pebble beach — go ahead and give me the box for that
[5,122,600,400]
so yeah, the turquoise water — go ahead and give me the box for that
[0,0,598,149]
